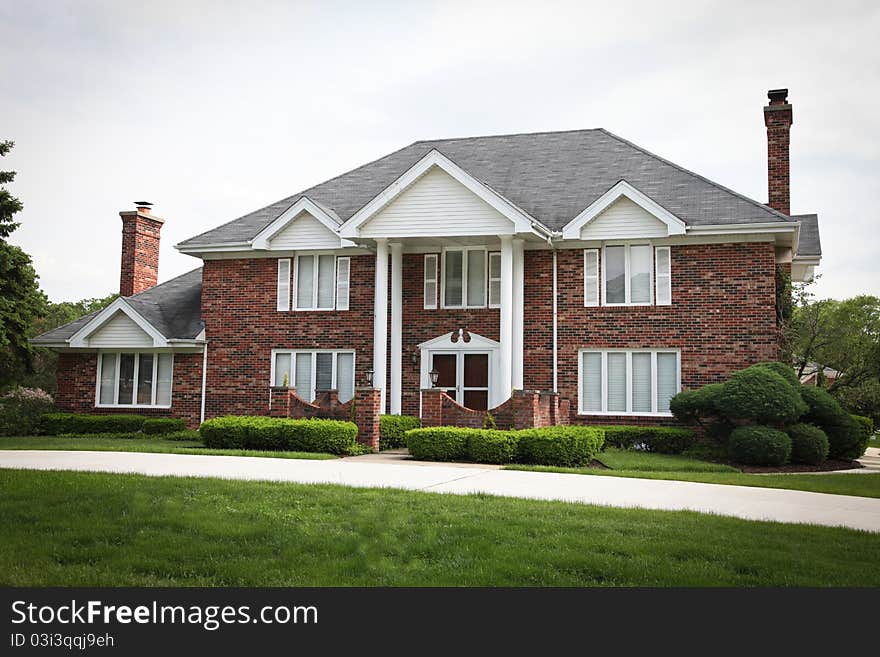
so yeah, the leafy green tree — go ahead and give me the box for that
[0,141,47,391]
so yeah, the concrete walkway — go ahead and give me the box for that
[1,450,879,533]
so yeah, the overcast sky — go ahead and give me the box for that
[2,0,878,302]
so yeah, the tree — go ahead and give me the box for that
[0,141,47,391]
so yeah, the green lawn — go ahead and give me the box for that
[595,447,738,472]
[0,469,878,586]
[0,435,336,460]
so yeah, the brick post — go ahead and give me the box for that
[269,387,291,417]
[512,390,540,429]
[354,387,381,451]
[420,388,444,427]
[557,398,571,425]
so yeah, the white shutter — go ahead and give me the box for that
[336,352,354,403]
[424,254,438,309]
[629,245,652,304]
[607,353,627,412]
[632,353,653,412]
[657,352,679,412]
[488,252,501,308]
[317,255,336,308]
[295,256,314,309]
[335,257,350,311]
[584,249,599,306]
[276,259,291,311]
[581,352,602,412]
[655,247,671,306]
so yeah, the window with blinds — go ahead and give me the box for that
[272,350,356,403]
[442,247,489,308]
[292,254,350,311]
[97,352,173,407]
[424,254,438,309]
[579,350,679,415]
[595,245,671,306]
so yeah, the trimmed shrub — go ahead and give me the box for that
[669,383,723,424]
[467,430,519,464]
[596,426,695,454]
[786,423,829,465]
[752,361,800,388]
[379,415,421,450]
[851,414,874,441]
[40,413,146,435]
[800,386,867,460]
[199,416,358,455]
[728,425,792,466]
[715,367,807,425]
[0,387,55,436]
[406,427,469,461]
[516,426,604,467]
[142,418,186,434]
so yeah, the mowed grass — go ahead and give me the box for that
[0,436,336,460]
[1,469,879,586]
[596,448,738,472]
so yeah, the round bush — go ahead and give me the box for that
[596,426,694,454]
[406,427,469,461]
[786,423,829,465]
[800,386,868,460]
[728,425,792,466]
[467,430,519,464]
[669,383,723,424]
[0,387,54,436]
[715,368,807,425]
[752,362,800,388]
[379,415,421,450]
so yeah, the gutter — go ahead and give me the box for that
[200,342,208,425]
[552,247,558,394]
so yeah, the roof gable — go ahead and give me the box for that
[69,298,167,348]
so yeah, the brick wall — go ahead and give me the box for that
[54,351,203,428]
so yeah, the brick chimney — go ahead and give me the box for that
[119,201,163,297]
[764,88,793,216]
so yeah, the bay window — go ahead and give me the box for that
[97,352,173,407]
[272,350,355,403]
[579,349,680,415]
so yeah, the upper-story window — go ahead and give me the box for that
[277,256,349,312]
[430,248,500,310]
[584,245,671,307]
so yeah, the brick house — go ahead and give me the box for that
[34,89,821,431]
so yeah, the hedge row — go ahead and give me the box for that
[40,413,148,435]
[379,415,421,450]
[406,426,604,466]
[199,416,359,455]
[595,426,695,454]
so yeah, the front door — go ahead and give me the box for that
[430,352,490,410]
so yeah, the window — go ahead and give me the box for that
[424,254,438,309]
[583,249,599,306]
[488,252,501,307]
[603,244,653,305]
[579,349,680,415]
[277,259,291,311]
[271,350,356,403]
[655,246,671,305]
[294,254,348,311]
[97,352,173,407]
[442,248,489,308]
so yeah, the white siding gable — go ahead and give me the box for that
[269,211,342,250]
[361,166,514,238]
[87,311,154,348]
[579,197,669,240]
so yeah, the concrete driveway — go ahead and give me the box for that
[1,450,879,532]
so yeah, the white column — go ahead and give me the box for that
[373,238,389,412]
[512,238,525,390]
[390,242,403,415]
[499,235,514,400]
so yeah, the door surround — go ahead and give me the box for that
[418,330,502,410]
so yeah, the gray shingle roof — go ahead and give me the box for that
[178,128,794,247]
[793,214,821,256]
[32,268,203,344]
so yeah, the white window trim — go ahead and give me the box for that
[488,251,502,308]
[601,243,655,307]
[577,348,680,417]
[94,351,174,409]
[583,248,599,307]
[440,246,489,309]
[269,349,356,403]
[424,253,438,309]
[655,246,672,306]
[293,253,347,312]
[277,258,291,312]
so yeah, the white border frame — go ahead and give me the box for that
[440,246,489,309]
[601,243,654,307]
[423,253,438,309]
[293,253,343,312]
[269,348,356,403]
[94,350,174,409]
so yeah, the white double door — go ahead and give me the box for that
[429,350,490,411]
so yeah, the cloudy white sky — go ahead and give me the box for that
[1,0,878,302]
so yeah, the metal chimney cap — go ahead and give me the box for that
[134,201,153,209]
[767,88,789,103]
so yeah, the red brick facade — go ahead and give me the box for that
[54,351,204,428]
[119,211,163,297]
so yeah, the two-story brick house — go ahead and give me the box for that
[34,89,821,430]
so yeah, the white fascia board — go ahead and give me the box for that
[251,197,352,249]
[561,180,687,239]
[175,242,252,255]
[686,221,798,235]
[68,298,168,348]
[339,149,546,239]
